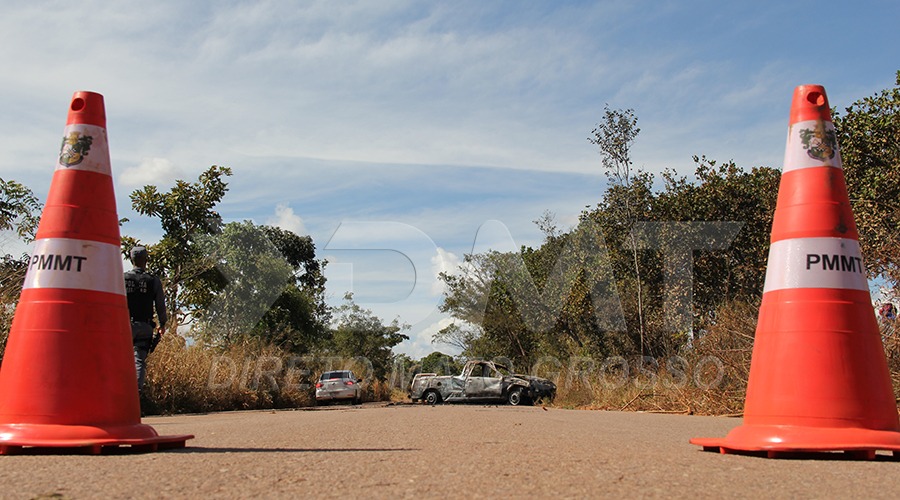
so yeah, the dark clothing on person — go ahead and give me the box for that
[125,268,166,325]
[125,264,166,394]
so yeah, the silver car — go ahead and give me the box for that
[315,370,362,405]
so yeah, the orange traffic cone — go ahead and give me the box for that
[0,91,192,454]
[691,85,900,459]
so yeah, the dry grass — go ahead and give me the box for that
[548,301,900,415]
[140,301,899,416]
[548,364,743,415]
[0,264,25,366]
[365,379,395,402]
[883,324,900,402]
[542,301,756,415]
[141,337,392,415]
[2,295,897,417]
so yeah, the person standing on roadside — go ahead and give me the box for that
[124,246,167,395]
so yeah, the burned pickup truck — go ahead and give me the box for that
[409,360,556,406]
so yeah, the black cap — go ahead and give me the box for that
[130,246,148,260]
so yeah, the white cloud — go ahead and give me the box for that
[398,316,461,359]
[430,247,460,296]
[2,1,897,364]
[267,203,307,235]
[117,157,185,189]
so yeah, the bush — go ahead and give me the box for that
[0,258,27,367]
[547,299,900,415]
[143,337,312,414]
[547,300,757,415]
[882,322,900,402]
[142,337,394,415]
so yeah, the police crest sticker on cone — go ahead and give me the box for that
[0,91,192,455]
[690,85,900,459]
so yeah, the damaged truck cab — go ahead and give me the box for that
[409,360,556,406]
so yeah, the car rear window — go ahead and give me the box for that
[320,371,352,380]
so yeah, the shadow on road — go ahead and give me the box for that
[173,447,420,454]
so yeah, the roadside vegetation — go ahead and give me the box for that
[1,72,898,415]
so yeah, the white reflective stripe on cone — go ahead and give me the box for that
[782,119,843,172]
[56,124,111,176]
[23,238,125,295]
[763,237,868,293]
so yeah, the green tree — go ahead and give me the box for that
[438,218,626,366]
[580,169,656,354]
[588,106,648,354]
[331,293,409,379]
[836,71,900,289]
[654,157,780,305]
[0,178,42,242]
[126,165,233,330]
[256,225,329,353]
[440,158,778,361]
[195,220,295,345]
[580,158,781,354]
[194,221,330,353]
[418,351,461,375]
[0,178,42,364]
[437,76,900,364]
[0,254,27,365]
[431,321,480,356]
[438,251,536,363]
[441,158,778,361]
[648,157,780,349]
[259,225,328,324]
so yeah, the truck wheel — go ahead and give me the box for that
[424,390,442,405]
[507,387,525,406]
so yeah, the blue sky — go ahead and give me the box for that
[1,0,898,358]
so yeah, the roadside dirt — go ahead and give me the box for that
[2,403,898,498]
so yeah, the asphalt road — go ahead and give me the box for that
[2,403,899,498]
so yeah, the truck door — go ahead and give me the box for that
[464,363,503,398]
[482,365,503,398]
[464,363,485,397]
